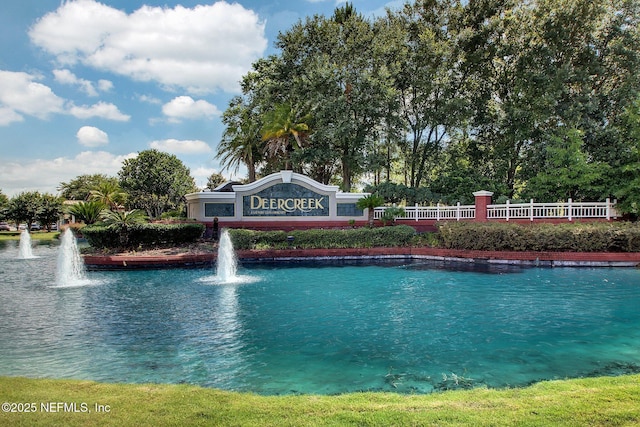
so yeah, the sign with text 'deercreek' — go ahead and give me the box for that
[242,183,329,217]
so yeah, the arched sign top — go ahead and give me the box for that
[232,171,340,194]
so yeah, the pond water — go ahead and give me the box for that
[1,240,639,395]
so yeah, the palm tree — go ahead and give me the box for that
[261,103,311,170]
[89,181,126,211]
[100,209,147,247]
[356,194,385,227]
[217,96,262,182]
[67,201,106,225]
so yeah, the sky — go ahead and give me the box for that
[0,0,401,197]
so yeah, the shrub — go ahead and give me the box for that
[437,222,640,252]
[228,225,416,250]
[83,223,204,249]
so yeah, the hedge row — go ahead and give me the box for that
[437,222,640,252]
[82,223,205,249]
[228,225,416,250]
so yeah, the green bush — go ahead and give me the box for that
[83,223,204,249]
[228,225,416,250]
[437,222,640,252]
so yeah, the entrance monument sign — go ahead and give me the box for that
[185,171,369,225]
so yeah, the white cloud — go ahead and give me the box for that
[0,106,24,126]
[0,70,65,122]
[29,0,267,94]
[69,101,130,121]
[97,79,113,92]
[76,125,109,147]
[0,70,127,124]
[150,138,212,154]
[53,69,112,97]
[162,96,220,123]
[137,94,162,105]
[0,151,136,196]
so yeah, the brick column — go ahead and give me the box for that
[473,190,494,222]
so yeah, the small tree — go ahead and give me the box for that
[206,172,227,191]
[100,209,148,247]
[6,192,43,230]
[356,194,385,227]
[36,194,64,231]
[67,201,107,225]
[89,181,126,211]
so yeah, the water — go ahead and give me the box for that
[55,229,91,287]
[216,229,238,282]
[0,242,639,395]
[18,230,37,259]
[200,229,257,285]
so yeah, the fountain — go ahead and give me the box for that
[19,229,37,259]
[55,228,88,286]
[216,229,238,283]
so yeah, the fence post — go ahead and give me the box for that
[456,202,461,221]
[473,191,493,222]
[606,198,611,221]
[506,199,510,222]
[530,199,534,222]
[568,198,573,222]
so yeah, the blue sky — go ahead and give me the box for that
[0,0,401,197]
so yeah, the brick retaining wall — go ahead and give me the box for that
[83,247,640,269]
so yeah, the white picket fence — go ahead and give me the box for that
[374,198,617,222]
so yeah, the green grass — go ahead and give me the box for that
[1,375,639,426]
[0,231,59,241]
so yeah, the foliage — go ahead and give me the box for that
[228,225,416,250]
[218,0,640,211]
[380,206,406,225]
[4,191,63,230]
[356,193,385,227]
[437,222,640,252]
[58,174,119,201]
[83,223,204,250]
[100,209,148,227]
[118,149,197,218]
[206,172,227,191]
[261,103,311,170]
[89,181,127,210]
[217,95,263,183]
[66,201,106,225]
[36,194,64,231]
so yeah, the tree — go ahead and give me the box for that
[0,190,8,221]
[89,181,126,211]
[58,174,119,201]
[206,172,227,191]
[67,201,106,225]
[218,96,263,183]
[100,209,148,247]
[356,194,385,227]
[381,0,471,189]
[261,103,311,170]
[275,5,393,190]
[36,194,64,231]
[6,192,45,230]
[118,149,197,218]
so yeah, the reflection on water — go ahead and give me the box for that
[0,241,639,395]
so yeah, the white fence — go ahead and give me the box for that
[374,203,476,221]
[487,199,617,221]
[374,198,617,222]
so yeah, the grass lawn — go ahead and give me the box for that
[1,375,639,426]
[0,231,59,241]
